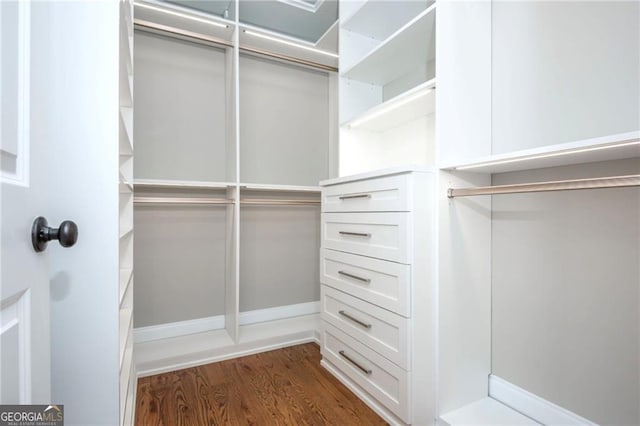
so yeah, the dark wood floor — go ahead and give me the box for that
[135,342,387,426]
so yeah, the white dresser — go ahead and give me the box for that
[319,167,435,425]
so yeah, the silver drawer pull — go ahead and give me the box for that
[338,310,372,329]
[339,194,371,200]
[338,270,371,283]
[339,350,372,375]
[339,231,371,238]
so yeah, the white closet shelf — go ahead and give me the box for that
[440,398,539,426]
[341,78,435,131]
[119,60,133,108]
[340,0,433,42]
[239,183,321,193]
[119,268,134,306]
[133,179,235,189]
[119,107,133,155]
[440,131,640,174]
[341,4,436,86]
[119,307,133,369]
[119,180,133,194]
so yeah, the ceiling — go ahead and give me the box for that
[165,0,338,44]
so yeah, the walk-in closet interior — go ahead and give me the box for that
[119,1,639,425]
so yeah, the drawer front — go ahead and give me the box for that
[321,212,411,263]
[322,286,409,369]
[322,174,412,213]
[322,322,410,423]
[320,248,410,317]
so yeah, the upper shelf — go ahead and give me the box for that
[341,1,433,42]
[239,183,321,193]
[341,78,435,130]
[441,131,640,174]
[133,179,235,189]
[341,4,436,86]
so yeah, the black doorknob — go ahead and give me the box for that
[31,216,78,253]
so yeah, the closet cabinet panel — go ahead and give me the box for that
[322,173,412,213]
[322,212,411,263]
[134,32,229,182]
[133,204,227,327]
[321,248,411,317]
[322,286,409,369]
[239,54,330,186]
[491,1,639,154]
[323,322,410,423]
[239,204,320,312]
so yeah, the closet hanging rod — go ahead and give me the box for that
[133,19,338,73]
[134,19,233,48]
[447,174,640,198]
[134,196,234,205]
[240,199,320,205]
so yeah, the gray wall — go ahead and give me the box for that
[134,31,229,182]
[134,203,227,327]
[239,202,320,312]
[239,54,330,186]
[492,1,639,153]
[491,158,640,425]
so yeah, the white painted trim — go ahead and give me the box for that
[134,315,226,343]
[1,0,30,187]
[489,375,597,426]
[135,314,321,377]
[134,301,320,343]
[239,301,320,325]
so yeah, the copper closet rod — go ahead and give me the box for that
[133,19,338,73]
[447,174,640,198]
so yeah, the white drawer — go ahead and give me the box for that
[320,248,411,317]
[321,212,411,263]
[322,285,409,369]
[322,174,412,213]
[322,322,410,423]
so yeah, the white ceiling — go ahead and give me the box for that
[165,0,338,44]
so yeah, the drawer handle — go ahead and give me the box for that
[339,231,371,238]
[339,194,371,200]
[339,310,372,329]
[338,270,371,283]
[339,350,372,375]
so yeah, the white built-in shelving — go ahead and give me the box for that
[341,5,436,86]
[118,0,135,424]
[339,0,436,176]
[131,0,333,383]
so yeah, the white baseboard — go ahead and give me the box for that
[134,301,320,344]
[135,314,321,377]
[489,375,597,426]
[239,301,320,325]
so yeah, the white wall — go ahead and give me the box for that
[491,158,640,425]
[239,54,330,186]
[134,204,227,327]
[134,31,229,182]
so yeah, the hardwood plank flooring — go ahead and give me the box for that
[135,342,387,426]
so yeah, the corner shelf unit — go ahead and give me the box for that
[131,0,337,380]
